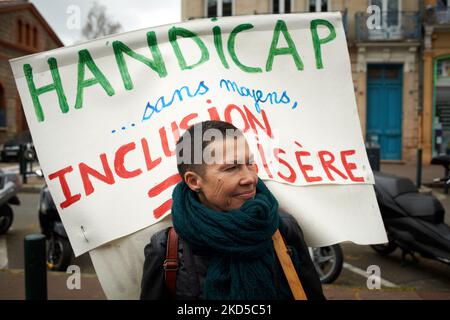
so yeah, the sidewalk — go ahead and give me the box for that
[1,268,449,300]
[18,174,45,193]
[0,269,106,300]
[380,162,444,185]
[324,285,450,300]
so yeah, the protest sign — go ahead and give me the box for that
[11,12,387,298]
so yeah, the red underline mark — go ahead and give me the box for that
[148,173,182,198]
[153,199,172,219]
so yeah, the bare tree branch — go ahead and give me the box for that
[81,2,122,40]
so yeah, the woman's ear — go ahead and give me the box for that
[184,171,202,193]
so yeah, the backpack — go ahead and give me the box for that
[163,227,307,299]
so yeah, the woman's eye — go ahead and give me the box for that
[226,165,237,171]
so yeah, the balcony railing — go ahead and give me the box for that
[425,6,450,25]
[355,11,421,42]
[188,10,349,36]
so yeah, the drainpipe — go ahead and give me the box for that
[417,0,425,188]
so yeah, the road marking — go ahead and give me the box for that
[343,262,398,288]
[0,236,8,269]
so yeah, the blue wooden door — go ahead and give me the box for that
[366,64,403,160]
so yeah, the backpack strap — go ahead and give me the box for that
[164,227,179,297]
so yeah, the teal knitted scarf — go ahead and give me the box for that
[172,178,293,300]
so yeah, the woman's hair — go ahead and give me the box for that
[176,120,243,180]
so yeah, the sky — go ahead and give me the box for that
[30,0,181,45]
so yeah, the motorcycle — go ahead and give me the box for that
[0,169,21,234]
[36,170,73,271]
[309,244,343,284]
[371,169,450,265]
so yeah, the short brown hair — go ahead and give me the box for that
[176,120,243,180]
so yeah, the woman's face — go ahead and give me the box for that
[185,136,258,212]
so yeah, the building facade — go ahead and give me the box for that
[181,0,450,164]
[0,0,63,143]
[423,0,450,164]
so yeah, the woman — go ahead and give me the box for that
[140,120,325,300]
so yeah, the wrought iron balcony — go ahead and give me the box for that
[355,11,421,42]
[424,6,450,25]
[188,10,349,36]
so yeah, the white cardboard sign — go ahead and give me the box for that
[10,13,387,261]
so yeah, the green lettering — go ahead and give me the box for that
[266,20,303,71]
[75,49,115,109]
[310,19,336,69]
[213,26,229,69]
[113,32,167,90]
[169,27,209,70]
[228,23,262,73]
[23,58,69,122]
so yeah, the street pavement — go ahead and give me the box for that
[0,161,449,300]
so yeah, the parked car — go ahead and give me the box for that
[0,130,35,162]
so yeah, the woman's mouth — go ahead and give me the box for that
[235,190,256,199]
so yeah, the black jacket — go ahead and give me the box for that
[140,212,326,300]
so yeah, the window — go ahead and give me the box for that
[25,23,30,46]
[17,20,23,43]
[206,0,233,17]
[309,0,330,12]
[17,19,37,48]
[272,0,292,14]
[437,0,448,10]
[437,59,450,79]
[33,27,38,48]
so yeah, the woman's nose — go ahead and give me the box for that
[240,165,257,185]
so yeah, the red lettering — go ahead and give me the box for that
[114,142,143,179]
[341,150,365,182]
[79,154,115,196]
[141,138,162,171]
[295,150,322,183]
[48,166,81,209]
[243,105,273,138]
[256,142,273,178]
[179,112,199,130]
[159,121,180,157]
[318,150,348,181]
[274,148,296,183]
[207,106,221,121]
[224,104,250,132]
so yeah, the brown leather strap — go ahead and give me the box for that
[272,229,308,300]
[164,227,179,297]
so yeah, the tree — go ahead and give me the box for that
[81,2,122,40]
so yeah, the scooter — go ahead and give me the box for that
[371,169,450,265]
[36,170,73,271]
[0,170,21,234]
[309,244,343,284]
